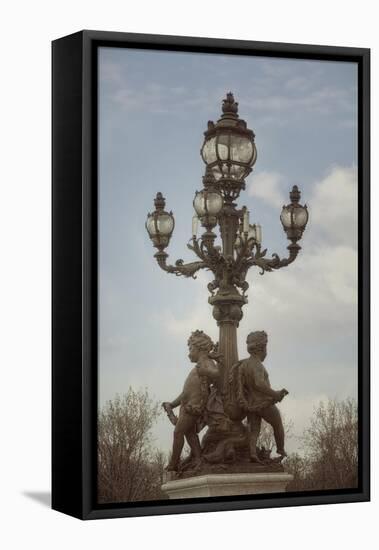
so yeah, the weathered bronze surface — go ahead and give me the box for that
[163,331,288,477]
[146,94,308,477]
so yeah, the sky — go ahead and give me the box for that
[98,46,358,454]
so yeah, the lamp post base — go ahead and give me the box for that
[161,472,293,499]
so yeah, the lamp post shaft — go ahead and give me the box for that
[210,200,245,391]
[219,200,240,257]
[217,318,239,390]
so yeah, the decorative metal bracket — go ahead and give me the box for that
[246,242,301,275]
[154,251,207,278]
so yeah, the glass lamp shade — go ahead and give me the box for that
[231,135,255,163]
[193,190,223,217]
[146,212,174,236]
[201,131,257,182]
[255,224,262,244]
[146,211,174,248]
[280,205,309,230]
[235,224,262,249]
[247,224,256,241]
[247,224,262,244]
[201,137,217,164]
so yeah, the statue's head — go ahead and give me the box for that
[188,330,214,363]
[246,330,268,360]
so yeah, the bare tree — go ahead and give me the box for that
[285,397,358,491]
[284,453,313,491]
[98,388,166,503]
[301,397,358,490]
[257,415,294,454]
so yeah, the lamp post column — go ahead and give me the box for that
[209,199,246,392]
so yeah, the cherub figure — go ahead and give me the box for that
[236,330,288,462]
[163,330,220,472]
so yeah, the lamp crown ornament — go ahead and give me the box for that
[154,191,166,210]
[290,184,301,204]
[146,192,175,251]
[221,92,239,117]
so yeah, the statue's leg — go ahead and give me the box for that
[247,412,262,462]
[167,410,196,471]
[185,424,202,461]
[261,405,286,456]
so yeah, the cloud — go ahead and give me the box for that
[248,164,358,249]
[242,242,357,342]
[112,84,175,114]
[99,53,356,129]
[242,165,358,343]
[310,165,358,247]
[279,393,347,453]
[100,60,125,85]
[284,75,313,93]
[248,171,287,208]
[159,273,218,341]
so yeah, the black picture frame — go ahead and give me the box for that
[52,30,370,520]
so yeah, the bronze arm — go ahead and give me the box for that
[169,393,183,408]
[246,242,301,275]
[154,251,207,278]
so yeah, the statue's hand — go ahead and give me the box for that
[273,391,282,402]
[278,389,288,402]
[162,402,178,426]
[273,389,287,402]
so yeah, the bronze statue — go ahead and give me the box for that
[163,328,289,474]
[233,331,288,462]
[163,331,220,472]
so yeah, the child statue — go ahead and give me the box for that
[237,330,289,462]
[163,330,220,472]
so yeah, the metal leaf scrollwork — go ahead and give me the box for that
[246,246,301,275]
[173,260,207,278]
[156,230,301,294]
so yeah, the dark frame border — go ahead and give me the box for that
[52,30,370,520]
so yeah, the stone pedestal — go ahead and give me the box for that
[161,472,293,499]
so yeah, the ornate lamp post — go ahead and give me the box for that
[146,93,308,393]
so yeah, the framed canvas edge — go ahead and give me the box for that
[52,31,85,519]
[52,30,370,520]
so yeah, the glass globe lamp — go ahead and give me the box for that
[146,192,175,249]
[200,93,257,197]
[280,185,309,242]
[193,190,223,217]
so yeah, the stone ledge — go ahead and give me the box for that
[162,472,293,499]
